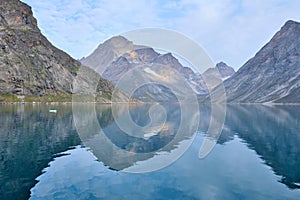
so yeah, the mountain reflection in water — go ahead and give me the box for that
[0,104,299,200]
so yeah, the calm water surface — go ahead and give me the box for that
[0,104,300,200]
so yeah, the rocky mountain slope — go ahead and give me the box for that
[0,0,116,102]
[213,20,300,103]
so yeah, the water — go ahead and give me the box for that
[0,104,300,199]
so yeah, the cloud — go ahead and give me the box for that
[21,0,300,69]
[22,0,163,59]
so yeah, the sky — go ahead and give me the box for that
[21,0,300,70]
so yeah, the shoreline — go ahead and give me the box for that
[1,101,300,105]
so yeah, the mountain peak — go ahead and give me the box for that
[282,20,300,29]
[80,36,146,74]
[104,35,131,46]
[216,61,227,66]
[216,61,231,70]
[275,20,300,38]
[274,20,300,37]
[216,62,235,78]
[0,0,38,30]
[157,53,177,62]
[153,52,183,71]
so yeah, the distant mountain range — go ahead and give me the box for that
[80,36,235,101]
[0,0,299,104]
[0,0,117,102]
[213,20,300,104]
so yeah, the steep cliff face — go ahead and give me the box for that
[217,20,300,103]
[0,0,115,102]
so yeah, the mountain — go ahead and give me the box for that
[80,36,146,75]
[215,62,235,78]
[202,61,235,89]
[0,0,116,102]
[213,20,300,103]
[80,36,208,101]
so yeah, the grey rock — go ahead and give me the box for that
[0,0,116,101]
[213,20,300,103]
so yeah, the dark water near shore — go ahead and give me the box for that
[0,104,300,199]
